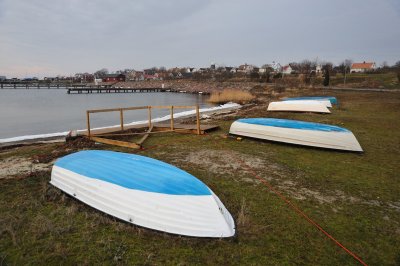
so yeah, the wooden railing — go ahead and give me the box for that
[85,105,201,148]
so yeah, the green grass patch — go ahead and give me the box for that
[1,91,400,265]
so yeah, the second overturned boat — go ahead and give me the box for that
[283,96,338,105]
[267,100,331,113]
[229,118,363,152]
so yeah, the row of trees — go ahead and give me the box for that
[87,59,400,81]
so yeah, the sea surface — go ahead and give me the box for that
[0,89,213,140]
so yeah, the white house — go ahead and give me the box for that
[270,61,282,73]
[350,62,376,73]
[281,65,293,74]
[238,64,255,73]
[315,64,323,74]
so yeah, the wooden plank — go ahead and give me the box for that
[137,125,154,145]
[171,105,197,109]
[170,106,174,130]
[122,106,148,111]
[88,105,194,114]
[196,105,200,135]
[150,105,176,109]
[148,106,152,128]
[87,107,122,113]
[120,109,124,131]
[89,136,141,149]
[86,111,91,136]
[88,106,148,113]
[153,123,219,131]
[89,128,194,137]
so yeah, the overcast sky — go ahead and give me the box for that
[0,0,399,78]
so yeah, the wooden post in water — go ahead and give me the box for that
[170,106,174,130]
[196,105,201,135]
[120,109,124,131]
[148,106,152,128]
[86,111,91,137]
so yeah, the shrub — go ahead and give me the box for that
[208,89,255,104]
[323,69,330,86]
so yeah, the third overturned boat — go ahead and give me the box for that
[267,100,331,113]
[229,118,363,152]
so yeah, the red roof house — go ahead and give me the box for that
[350,62,376,73]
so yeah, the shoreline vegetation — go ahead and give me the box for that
[208,89,255,104]
[1,71,399,93]
[1,86,400,264]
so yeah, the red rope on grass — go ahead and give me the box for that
[138,134,367,264]
[234,156,368,266]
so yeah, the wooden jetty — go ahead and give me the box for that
[67,87,167,94]
[0,82,70,89]
[82,105,218,149]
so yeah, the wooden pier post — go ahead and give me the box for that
[120,109,124,131]
[196,105,201,135]
[170,106,174,130]
[148,106,152,128]
[86,111,91,137]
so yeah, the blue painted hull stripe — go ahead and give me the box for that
[55,150,211,196]
[284,96,338,104]
[237,118,350,133]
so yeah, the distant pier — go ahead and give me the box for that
[0,82,69,89]
[67,87,167,94]
[0,81,210,94]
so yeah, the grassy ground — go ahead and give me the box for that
[1,90,399,265]
[328,72,400,89]
[278,72,400,89]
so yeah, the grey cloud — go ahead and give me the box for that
[0,0,399,77]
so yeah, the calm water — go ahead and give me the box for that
[0,89,212,139]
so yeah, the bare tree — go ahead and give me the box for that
[94,68,109,78]
[298,60,316,74]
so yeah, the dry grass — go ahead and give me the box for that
[208,89,255,104]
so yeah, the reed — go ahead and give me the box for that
[208,89,255,104]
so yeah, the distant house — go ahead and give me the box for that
[238,64,255,74]
[281,65,294,74]
[315,64,323,75]
[270,62,282,73]
[144,69,156,75]
[102,74,126,82]
[230,67,238,73]
[144,73,161,80]
[133,71,144,81]
[350,62,376,73]
[0,76,7,81]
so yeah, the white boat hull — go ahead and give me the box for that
[50,151,235,238]
[283,99,332,108]
[229,121,363,152]
[268,101,331,113]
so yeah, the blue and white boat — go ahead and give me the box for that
[268,100,331,113]
[283,96,338,105]
[51,150,235,237]
[229,118,363,152]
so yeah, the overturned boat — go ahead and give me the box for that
[51,150,235,237]
[267,100,331,113]
[281,99,332,108]
[283,96,338,105]
[229,118,363,152]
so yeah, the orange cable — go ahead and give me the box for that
[234,155,368,266]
